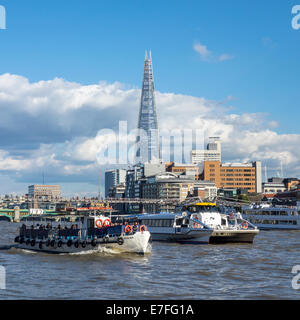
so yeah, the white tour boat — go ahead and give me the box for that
[178,202,259,244]
[14,212,151,255]
[130,211,213,245]
[241,202,300,230]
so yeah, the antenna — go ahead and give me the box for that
[99,169,101,200]
[42,172,45,185]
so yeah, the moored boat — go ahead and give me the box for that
[241,202,300,230]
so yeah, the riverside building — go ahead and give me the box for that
[202,161,262,194]
[28,185,61,201]
[105,169,127,198]
[141,172,217,213]
[191,137,221,164]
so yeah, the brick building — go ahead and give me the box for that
[202,161,262,193]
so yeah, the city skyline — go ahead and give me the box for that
[0,1,299,196]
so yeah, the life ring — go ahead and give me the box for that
[25,239,30,246]
[74,241,79,248]
[96,219,103,228]
[103,219,111,227]
[81,241,87,248]
[140,225,147,232]
[46,239,51,247]
[30,239,36,247]
[193,223,199,229]
[19,237,24,244]
[39,241,43,250]
[124,225,133,234]
[50,240,55,247]
[67,240,73,247]
[241,222,248,230]
[58,240,63,248]
[14,236,20,243]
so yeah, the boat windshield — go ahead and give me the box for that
[186,205,218,213]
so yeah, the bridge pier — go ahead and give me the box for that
[13,207,20,223]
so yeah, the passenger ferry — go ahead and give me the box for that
[14,212,151,255]
[130,201,258,244]
[177,202,259,244]
[131,209,213,244]
[241,203,300,230]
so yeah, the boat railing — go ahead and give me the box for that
[20,228,50,239]
[189,217,212,230]
[236,218,258,230]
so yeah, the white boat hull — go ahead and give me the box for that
[16,231,151,255]
[148,227,212,244]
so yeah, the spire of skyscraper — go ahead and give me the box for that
[136,51,160,163]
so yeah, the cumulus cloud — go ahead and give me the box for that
[193,41,234,62]
[0,73,299,195]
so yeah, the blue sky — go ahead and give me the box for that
[0,0,300,196]
[1,0,299,133]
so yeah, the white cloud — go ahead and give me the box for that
[193,41,234,62]
[218,53,235,62]
[193,42,211,61]
[0,73,299,194]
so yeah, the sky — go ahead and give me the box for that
[0,0,300,196]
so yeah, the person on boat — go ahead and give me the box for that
[133,221,138,232]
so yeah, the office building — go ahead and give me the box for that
[28,185,61,201]
[105,169,127,198]
[191,137,221,164]
[136,51,160,163]
[142,172,217,213]
[202,160,262,193]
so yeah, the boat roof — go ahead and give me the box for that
[128,212,176,220]
[187,202,216,206]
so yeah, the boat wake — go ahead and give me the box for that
[66,247,119,256]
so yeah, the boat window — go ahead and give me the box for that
[176,218,183,226]
[221,219,227,226]
[162,219,169,227]
[88,219,94,228]
[183,218,189,225]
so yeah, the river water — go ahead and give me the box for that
[0,221,299,300]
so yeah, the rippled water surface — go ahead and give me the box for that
[0,222,299,299]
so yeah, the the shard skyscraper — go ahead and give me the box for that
[135,51,160,163]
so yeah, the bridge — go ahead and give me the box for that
[0,196,254,222]
[0,208,56,222]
